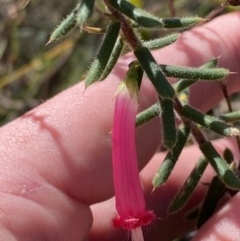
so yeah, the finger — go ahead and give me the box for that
[0,57,160,240]
[192,193,240,241]
[0,11,240,241]
[90,138,240,241]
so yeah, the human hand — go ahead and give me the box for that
[0,12,240,241]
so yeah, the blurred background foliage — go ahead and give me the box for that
[0,0,238,125]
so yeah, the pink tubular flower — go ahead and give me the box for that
[112,81,155,241]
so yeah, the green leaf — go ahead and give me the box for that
[99,36,125,81]
[144,33,180,50]
[136,102,160,127]
[219,111,240,123]
[160,17,203,29]
[160,65,229,80]
[134,46,175,99]
[152,124,191,188]
[76,0,95,25]
[174,57,219,92]
[159,98,176,150]
[200,141,240,190]
[180,105,240,137]
[47,5,78,44]
[197,176,226,228]
[85,21,121,87]
[168,157,208,214]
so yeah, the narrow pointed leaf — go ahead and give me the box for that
[174,58,219,92]
[134,46,175,99]
[160,17,203,29]
[136,103,160,127]
[168,157,208,214]
[47,5,78,44]
[160,65,229,80]
[99,36,125,81]
[200,141,240,190]
[76,0,95,25]
[85,21,121,87]
[153,124,191,188]
[197,176,226,228]
[159,98,176,150]
[180,105,240,137]
[144,33,180,50]
[219,110,240,123]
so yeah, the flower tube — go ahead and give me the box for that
[112,63,155,240]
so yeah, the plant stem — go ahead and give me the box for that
[104,0,142,49]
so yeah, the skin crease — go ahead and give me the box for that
[0,12,240,241]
